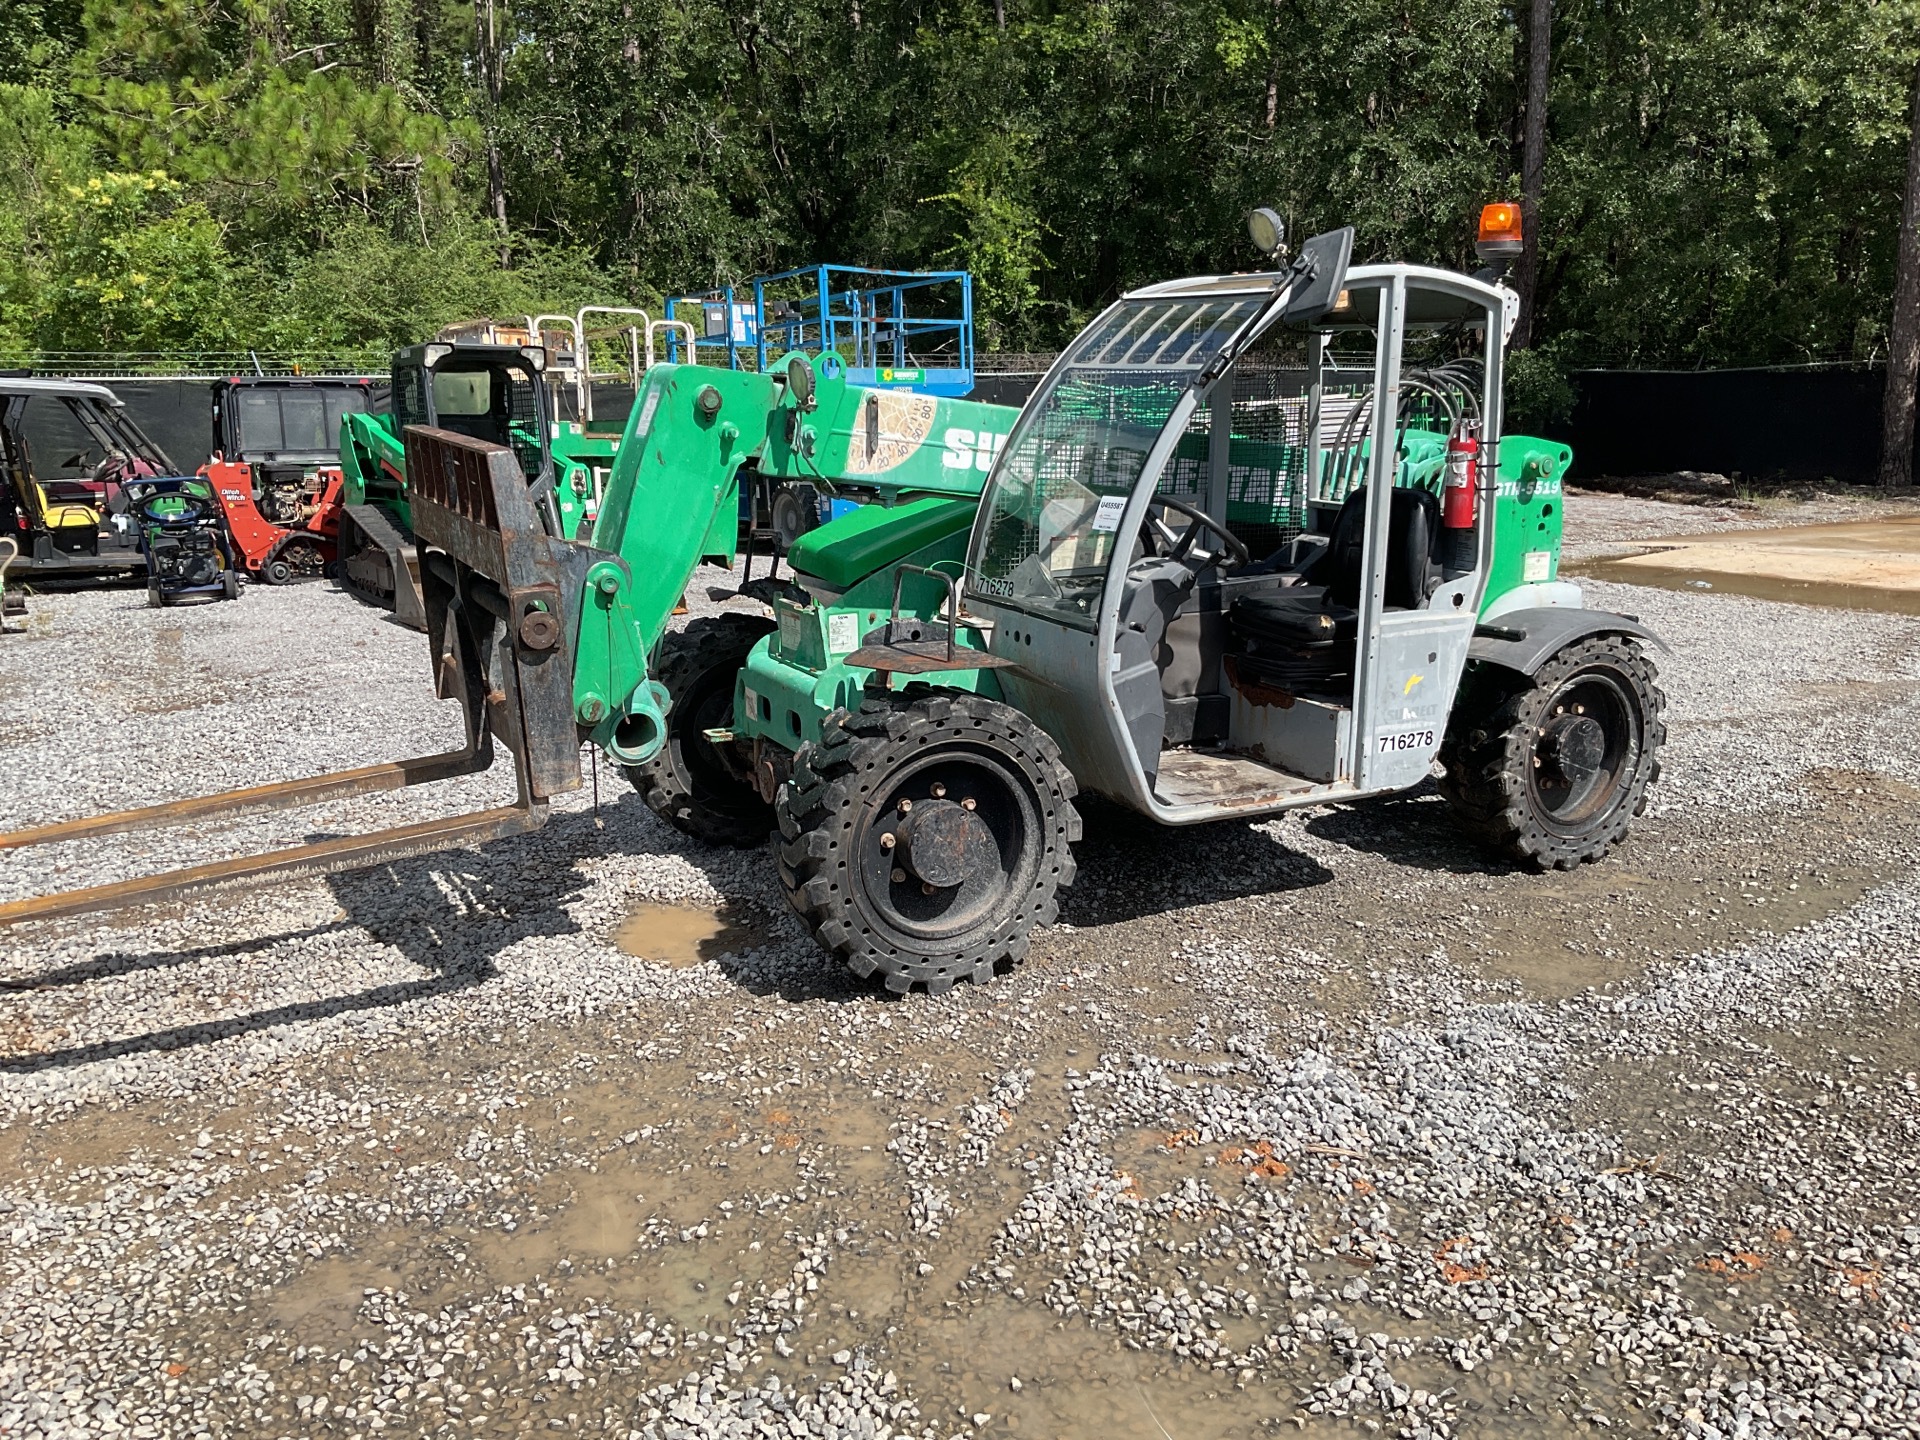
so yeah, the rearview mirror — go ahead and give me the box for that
[786,355,816,411]
[1281,226,1355,327]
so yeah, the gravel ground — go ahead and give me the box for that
[4,495,1920,1439]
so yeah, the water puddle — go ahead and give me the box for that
[267,1256,407,1341]
[613,900,765,967]
[1568,514,1920,614]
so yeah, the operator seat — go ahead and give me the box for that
[1227,485,1441,693]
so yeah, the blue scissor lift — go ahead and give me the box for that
[662,265,974,397]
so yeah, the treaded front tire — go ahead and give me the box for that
[627,612,779,847]
[775,687,1081,995]
[1439,634,1666,871]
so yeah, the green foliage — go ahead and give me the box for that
[0,0,1913,373]
[255,217,623,359]
[37,171,234,350]
[1505,342,1579,432]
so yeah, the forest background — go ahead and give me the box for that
[1,0,1917,436]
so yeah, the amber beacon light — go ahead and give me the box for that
[1475,201,1525,261]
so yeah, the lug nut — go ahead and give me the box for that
[897,798,913,814]
[879,832,896,850]
[890,867,907,884]
[961,797,977,811]
[931,782,947,799]
[921,882,936,895]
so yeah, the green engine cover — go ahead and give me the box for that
[1484,435,1571,605]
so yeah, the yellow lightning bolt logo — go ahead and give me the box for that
[1403,673,1424,695]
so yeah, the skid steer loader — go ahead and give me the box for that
[0,206,1666,998]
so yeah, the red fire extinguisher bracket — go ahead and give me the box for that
[1443,420,1481,530]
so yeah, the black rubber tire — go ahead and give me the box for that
[221,570,241,601]
[625,613,779,847]
[775,688,1081,995]
[1438,634,1666,871]
[263,558,292,585]
[769,484,818,554]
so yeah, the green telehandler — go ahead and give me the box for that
[0,213,1666,998]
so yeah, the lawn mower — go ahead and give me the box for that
[0,205,1667,1001]
[130,476,243,606]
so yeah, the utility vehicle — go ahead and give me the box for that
[0,377,181,579]
[0,210,1666,1000]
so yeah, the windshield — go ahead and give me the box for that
[233,387,368,458]
[966,294,1264,625]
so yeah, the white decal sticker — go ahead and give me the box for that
[1375,728,1436,755]
[1091,494,1128,532]
[635,386,662,438]
[827,612,860,654]
[942,426,1009,471]
[742,686,762,721]
[1522,550,1551,583]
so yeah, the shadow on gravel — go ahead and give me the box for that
[1059,797,1336,925]
[0,921,354,992]
[0,812,614,1074]
[1302,783,1519,876]
[717,949,874,1006]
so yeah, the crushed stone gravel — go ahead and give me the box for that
[4,497,1920,1439]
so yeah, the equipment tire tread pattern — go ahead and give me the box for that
[1437,634,1666,871]
[626,612,778,848]
[774,686,1080,994]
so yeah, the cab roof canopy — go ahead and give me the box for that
[0,377,126,406]
[1125,263,1505,330]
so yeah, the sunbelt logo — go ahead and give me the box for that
[941,427,1009,472]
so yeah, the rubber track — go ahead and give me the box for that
[775,687,1081,995]
[1437,634,1667,870]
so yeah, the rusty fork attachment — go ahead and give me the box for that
[0,428,590,931]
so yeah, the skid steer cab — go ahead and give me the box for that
[336,342,566,628]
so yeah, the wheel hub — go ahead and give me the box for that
[894,799,993,889]
[1539,713,1605,787]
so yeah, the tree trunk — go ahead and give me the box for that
[475,0,510,267]
[1880,53,1920,488]
[1513,0,1551,350]
[993,0,1005,28]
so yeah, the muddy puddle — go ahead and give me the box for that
[613,900,765,967]
[1440,766,1915,1002]
[1568,514,1920,614]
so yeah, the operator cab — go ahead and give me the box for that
[963,239,1513,822]
[392,343,556,505]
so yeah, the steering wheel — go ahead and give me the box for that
[1141,494,1251,570]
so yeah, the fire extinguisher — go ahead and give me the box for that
[1443,419,1480,570]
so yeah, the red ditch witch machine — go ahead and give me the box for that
[200,377,378,583]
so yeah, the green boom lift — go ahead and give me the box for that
[0,214,1667,1000]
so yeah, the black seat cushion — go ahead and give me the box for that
[1230,587,1355,648]
[1225,486,1441,698]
